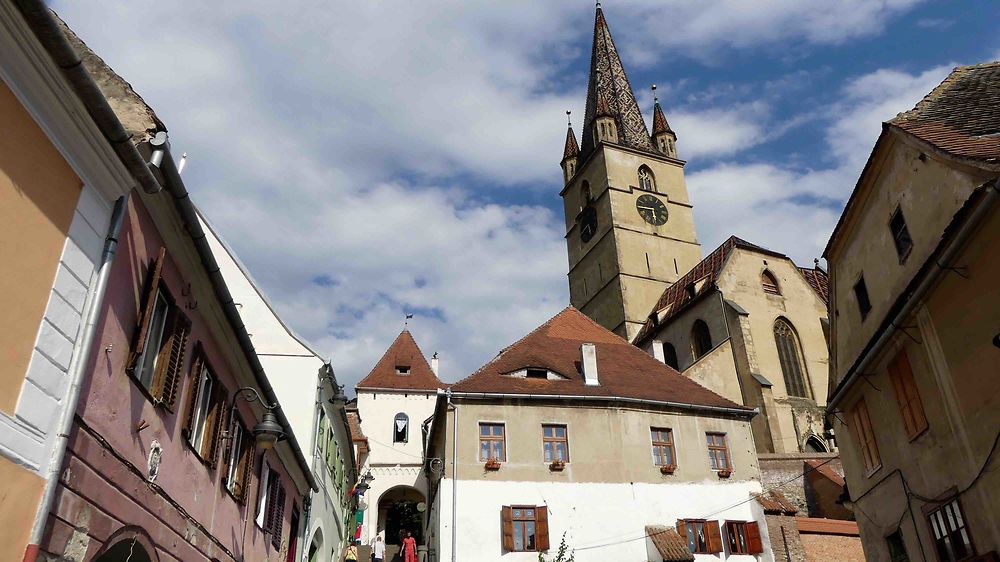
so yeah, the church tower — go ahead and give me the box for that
[561,5,702,340]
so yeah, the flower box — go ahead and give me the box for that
[484,458,502,471]
[549,459,566,471]
[717,468,733,479]
[659,464,676,475]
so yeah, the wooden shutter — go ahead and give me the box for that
[182,347,205,436]
[152,309,191,409]
[501,506,514,551]
[221,418,238,485]
[888,350,928,438]
[705,520,723,553]
[676,520,687,540]
[235,434,255,501]
[271,482,287,549]
[535,506,550,551]
[204,385,228,468]
[127,246,167,372]
[745,521,763,554]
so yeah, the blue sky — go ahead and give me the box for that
[53,1,999,390]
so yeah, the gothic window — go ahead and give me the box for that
[581,181,592,209]
[774,318,809,398]
[761,269,780,295]
[662,342,679,370]
[691,320,712,360]
[393,413,409,443]
[805,436,827,453]
[638,166,655,191]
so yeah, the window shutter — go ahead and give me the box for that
[536,506,550,551]
[182,348,204,436]
[152,309,191,409]
[676,520,687,540]
[127,246,167,372]
[264,472,279,531]
[745,521,763,554]
[705,520,723,553]
[236,435,255,501]
[221,419,237,483]
[501,506,514,551]
[271,483,287,549]
[204,386,228,468]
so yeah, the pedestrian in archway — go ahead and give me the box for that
[402,531,417,562]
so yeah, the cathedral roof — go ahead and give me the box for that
[888,61,1000,163]
[798,266,829,305]
[579,6,656,160]
[449,307,748,414]
[562,125,580,161]
[355,330,445,392]
[652,100,674,136]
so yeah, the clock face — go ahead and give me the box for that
[636,194,668,225]
[579,206,598,243]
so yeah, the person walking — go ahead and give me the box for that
[372,536,385,562]
[344,541,359,562]
[402,531,417,562]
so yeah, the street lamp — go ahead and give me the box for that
[230,387,285,450]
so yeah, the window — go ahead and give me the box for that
[255,463,271,528]
[638,166,655,191]
[890,206,913,261]
[183,352,227,466]
[501,506,549,552]
[135,290,171,389]
[581,181,592,209]
[886,529,910,562]
[395,365,410,375]
[258,466,286,549]
[691,320,712,360]
[706,433,731,471]
[851,399,882,475]
[724,521,763,555]
[526,368,548,379]
[774,318,810,398]
[761,269,780,295]
[927,499,975,562]
[854,276,872,319]
[542,425,569,462]
[677,519,723,554]
[315,409,327,456]
[479,423,505,461]
[650,427,675,467]
[662,342,679,370]
[888,349,928,440]
[393,413,409,443]
[224,416,254,501]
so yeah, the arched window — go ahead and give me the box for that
[691,320,712,360]
[393,413,409,443]
[761,269,780,295]
[805,435,828,453]
[662,342,679,370]
[638,166,655,191]
[774,318,809,398]
[581,180,592,208]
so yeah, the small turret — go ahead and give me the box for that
[650,85,678,158]
[593,90,618,145]
[561,111,580,184]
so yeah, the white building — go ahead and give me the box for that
[425,308,774,562]
[354,330,445,560]
[201,214,356,562]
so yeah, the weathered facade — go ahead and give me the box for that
[825,62,1000,562]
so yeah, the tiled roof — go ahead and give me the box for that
[798,266,830,305]
[563,125,580,161]
[805,459,845,487]
[355,330,445,392]
[889,61,1000,164]
[646,525,695,562]
[633,236,785,345]
[796,518,860,536]
[755,490,799,515]
[578,7,656,160]
[346,410,367,443]
[652,101,674,135]
[450,307,749,413]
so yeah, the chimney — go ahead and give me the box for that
[581,343,599,386]
[431,352,439,377]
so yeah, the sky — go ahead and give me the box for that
[52,0,999,391]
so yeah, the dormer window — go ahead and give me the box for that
[526,368,547,379]
[761,270,780,295]
[396,365,410,375]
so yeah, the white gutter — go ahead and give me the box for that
[827,180,999,411]
[441,390,757,419]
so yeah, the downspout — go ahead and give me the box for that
[25,195,129,562]
[448,388,458,562]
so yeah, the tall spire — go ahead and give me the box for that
[579,5,655,160]
[651,85,673,136]
[563,111,580,161]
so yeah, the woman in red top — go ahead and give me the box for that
[402,531,417,562]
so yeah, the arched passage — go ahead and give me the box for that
[377,485,426,557]
[91,526,158,562]
[306,527,323,562]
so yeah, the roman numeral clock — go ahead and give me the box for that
[636,194,668,225]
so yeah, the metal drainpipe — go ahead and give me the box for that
[24,195,129,562]
[448,388,458,562]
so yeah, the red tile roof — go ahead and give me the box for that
[889,61,1000,164]
[450,307,749,413]
[356,330,445,392]
[652,101,674,135]
[798,266,830,305]
[563,125,580,161]
[633,236,786,345]
[796,518,859,536]
[755,490,799,515]
[346,410,367,443]
[805,459,845,487]
[646,525,695,562]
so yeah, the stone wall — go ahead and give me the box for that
[759,452,843,516]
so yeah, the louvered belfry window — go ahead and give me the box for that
[774,319,809,398]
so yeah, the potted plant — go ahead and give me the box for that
[717,468,733,478]
[484,457,502,470]
[549,459,566,471]
[659,464,676,475]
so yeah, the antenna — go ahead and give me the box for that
[177,152,188,175]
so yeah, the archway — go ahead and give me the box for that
[91,526,158,562]
[307,527,323,562]
[805,435,828,453]
[377,485,426,560]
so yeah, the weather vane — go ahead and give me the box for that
[652,84,658,104]
[404,313,414,326]
[566,110,572,127]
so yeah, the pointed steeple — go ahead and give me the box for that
[561,111,580,183]
[356,330,445,392]
[650,85,678,158]
[580,5,655,160]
